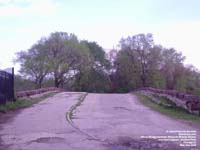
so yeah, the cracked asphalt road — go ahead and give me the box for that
[0,93,200,150]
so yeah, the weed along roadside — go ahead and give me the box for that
[66,93,101,141]
[135,93,200,122]
[66,93,88,124]
[0,91,60,113]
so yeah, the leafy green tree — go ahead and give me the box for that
[16,32,92,88]
[41,32,92,88]
[14,75,35,91]
[160,48,185,89]
[114,33,163,92]
[15,40,50,88]
[146,45,165,88]
[175,65,200,94]
[44,32,79,87]
[82,41,111,70]
[15,31,200,95]
[113,49,141,92]
[73,41,111,92]
[73,69,111,92]
[119,33,154,87]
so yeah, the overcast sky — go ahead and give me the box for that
[1,0,200,71]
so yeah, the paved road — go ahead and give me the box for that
[0,93,200,150]
[0,92,96,150]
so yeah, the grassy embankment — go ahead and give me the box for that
[136,93,200,122]
[0,92,59,113]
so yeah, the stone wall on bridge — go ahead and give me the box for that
[138,87,200,115]
[16,87,60,98]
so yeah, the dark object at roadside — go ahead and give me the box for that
[0,92,6,105]
[0,68,14,105]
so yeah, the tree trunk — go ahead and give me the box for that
[54,77,59,87]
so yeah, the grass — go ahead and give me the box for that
[66,93,88,122]
[0,92,59,113]
[135,92,200,121]
[152,94,177,107]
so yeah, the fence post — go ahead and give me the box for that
[12,67,15,102]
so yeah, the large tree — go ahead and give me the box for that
[82,41,111,70]
[114,33,164,91]
[113,49,141,92]
[15,39,50,88]
[160,48,185,89]
[73,41,112,92]
[16,32,92,88]
[15,32,200,95]
[44,32,92,87]
[119,33,154,87]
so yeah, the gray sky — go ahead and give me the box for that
[1,0,200,70]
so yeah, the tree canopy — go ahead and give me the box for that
[15,32,200,95]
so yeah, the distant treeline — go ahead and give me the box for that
[15,32,200,94]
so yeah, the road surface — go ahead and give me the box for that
[0,92,199,150]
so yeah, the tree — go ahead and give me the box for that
[175,65,200,94]
[114,33,162,91]
[43,32,92,87]
[73,41,112,92]
[15,31,200,95]
[119,33,154,87]
[73,69,111,92]
[82,41,111,70]
[14,75,35,91]
[146,45,165,88]
[16,32,92,88]
[160,48,185,89]
[15,39,50,88]
[112,49,141,92]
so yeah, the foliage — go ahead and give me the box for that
[112,33,199,93]
[66,93,88,121]
[15,40,50,88]
[160,48,185,89]
[73,69,111,92]
[14,75,35,91]
[15,32,92,88]
[112,34,164,91]
[15,32,200,94]
[72,41,111,92]
[136,93,200,121]
[0,92,59,113]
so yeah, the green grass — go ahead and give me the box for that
[152,94,177,107]
[66,93,88,122]
[135,93,200,121]
[0,92,59,113]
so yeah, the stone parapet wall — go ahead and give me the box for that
[138,87,200,115]
[16,87,60,98]
[139,87,199,102]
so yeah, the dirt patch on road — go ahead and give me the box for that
[0,110,21,128]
